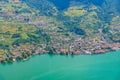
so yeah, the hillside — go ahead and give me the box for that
[0,0,120,64]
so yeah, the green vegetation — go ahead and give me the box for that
[0,0,120,63]
[64,7,87,17]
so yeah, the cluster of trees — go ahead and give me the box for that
[25,0,58,16]
[12,29,51,46]
[0,43,9,50]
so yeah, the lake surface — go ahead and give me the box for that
[0,50,120,80]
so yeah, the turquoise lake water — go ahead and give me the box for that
[0,50,120,80]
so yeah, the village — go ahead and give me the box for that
[0,0,120,63]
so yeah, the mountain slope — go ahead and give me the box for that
[23,0,58,16]
[0,0,120,63]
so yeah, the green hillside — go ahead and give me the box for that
[0,0,120,64]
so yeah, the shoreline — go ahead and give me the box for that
[0,48,119,65]
[0,0,120,65]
